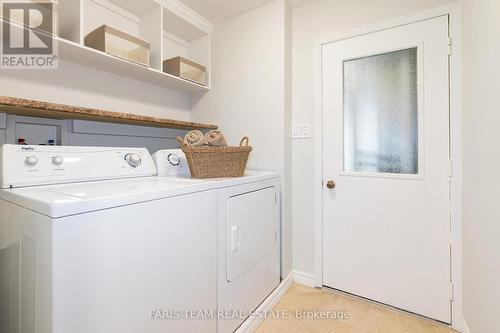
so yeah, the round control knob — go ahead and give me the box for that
[25,156,38,166]
[52,156,64,166]
[167,153,181,166]
[125,153,142,167]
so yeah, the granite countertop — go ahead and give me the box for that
[0,96,218,130]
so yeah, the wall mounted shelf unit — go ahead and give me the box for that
[55,0,213,93]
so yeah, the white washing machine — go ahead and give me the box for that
[0,145,219,333]
[153,149,281,333]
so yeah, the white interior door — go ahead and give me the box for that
[322,16,451,323]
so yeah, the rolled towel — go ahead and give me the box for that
[184,130,205,146]
[204,130,228,146]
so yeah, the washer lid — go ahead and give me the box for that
[0,177,217,218]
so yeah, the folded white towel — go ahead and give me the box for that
[184,130,205,146]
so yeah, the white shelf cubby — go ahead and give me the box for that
[55,0,212,92]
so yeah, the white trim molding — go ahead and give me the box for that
[91,0,141,24]
[163,30,191,48]
[462,319,471,333]
[6,115,69,146]
[313,2,464,332]
[156,0,213,33]
[235,272,294,333]
[292,270,316,288]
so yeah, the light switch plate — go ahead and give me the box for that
[292,124,311,139]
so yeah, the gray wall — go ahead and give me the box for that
[1,113,187,154]
[0,114,5,145]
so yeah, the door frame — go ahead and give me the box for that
[313,3,464,331]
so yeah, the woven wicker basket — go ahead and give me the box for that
[176,136,252,179]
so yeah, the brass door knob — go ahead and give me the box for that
[326,180,336,189]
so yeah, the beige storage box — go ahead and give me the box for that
[163,57,206,86]
[85,25,150,67]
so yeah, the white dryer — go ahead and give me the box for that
[0,145,219,333]
[153,149,281,333]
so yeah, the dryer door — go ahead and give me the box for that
[226,187,278,282]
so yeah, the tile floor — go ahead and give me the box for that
[255,283,457,333]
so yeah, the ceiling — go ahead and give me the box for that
[178,0,317,23]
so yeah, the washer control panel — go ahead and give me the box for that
[124,153,142,168]
[0,145,157,188]
[151,149,190,177]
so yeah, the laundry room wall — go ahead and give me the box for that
[0,0,198,121]
[0,0,215,151]
[0,59,193,152]
[190,0,293,277]
[290,0,458,278]
[0,60,191,120]
[462,0,500,332]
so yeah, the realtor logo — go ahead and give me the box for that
[1,2,58,69]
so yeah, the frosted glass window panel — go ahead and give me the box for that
[343,48,419,175]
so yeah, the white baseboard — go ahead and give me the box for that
[460,318,471,333]
[292,270,317,288]
[235,272,294,333]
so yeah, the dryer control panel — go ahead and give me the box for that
[0,144,157,188]
[152,149,191,177]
